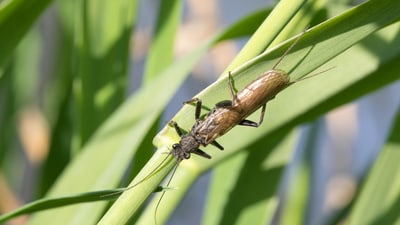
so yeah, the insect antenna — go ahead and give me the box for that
[100,151,173,199]
[154,162,180,225]
[272,29,307,70]
[293,66,335,84]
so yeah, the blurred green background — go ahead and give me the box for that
[1,0,400,225]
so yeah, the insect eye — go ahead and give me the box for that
[172,143,179,149]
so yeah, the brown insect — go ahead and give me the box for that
[120,30,328,224]
[168,31,304,162]
[151,33,310,224]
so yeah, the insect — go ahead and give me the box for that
[168,31,305,162]
[116,30,328,224]
[151,30,332,224]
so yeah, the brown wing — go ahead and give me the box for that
[193,107,243,145]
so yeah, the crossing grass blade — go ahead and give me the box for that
[132,0,400,224]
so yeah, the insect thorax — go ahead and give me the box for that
[171,134,201,160]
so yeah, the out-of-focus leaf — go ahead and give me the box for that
[0,0,53,70]
[347,105,400,225]
[74,0,139,147]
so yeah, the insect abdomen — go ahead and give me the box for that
[235,70,291,117]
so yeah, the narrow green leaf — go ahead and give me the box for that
[22,6,265,225]
[74,0,139,146]
[168,0,400,171]
[0,68,14,163]
[0,24,42,195]
[128,0,183,189]
[204,131,299,225]
[226,0,307,71]
[97,8,270,225]
[143,0,182,82]
[0,189,123,223]
[28,47,207,225]
[347,107,400,225]
[205,1,326,224]
[216,8,272,42]
[279,124,320,225]
[132,0,400,224]
[39,0,81,196]
[0,0,53,69]
[6,1,399,225]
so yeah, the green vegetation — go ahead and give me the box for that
[0,0,399,224]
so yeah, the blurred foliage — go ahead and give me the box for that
[0,0,399,225]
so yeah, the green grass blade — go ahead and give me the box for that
[347,106,400,225]
[204,130,299,225]
[4,7,265,225]
[132,0,400,224]
[204,1,325,224]
[127,0,183,186]
[175,0,400,170]
[204,22,400,225]
[226,0,307,71]
[0,69,15,163]
[143,0,182,82]
[96,12,271,224]
[1,24,41,192]
[5,1,398,225]
[27,47,208,225]
[0,0,53,69]
[216,8,272,42]
[74,0,139,146]
[0,189,125,223]
[38,1,77,196]
[279,124,321,225]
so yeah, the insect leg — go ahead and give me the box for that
[256,103,266,126]
[211,140,224,150]
[228,72,239,105]
[192,148,212,159]
[212,73,237,109]
[184,98,202,121]
[168,121,184,137]
[238,103,267,127]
